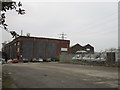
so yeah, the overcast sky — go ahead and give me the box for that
[0,0,119,51]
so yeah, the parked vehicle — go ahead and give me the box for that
[31,58,43,62]
[38,58,43,62]
[51,57,59,62]
[46,58,51,62]
[7,59,13,63]
[51,59,59,62]
[31,58,37,62]
[22,58,29,63]
[0,58,6,64]
[72,56,81,60]
[12,58,19,63]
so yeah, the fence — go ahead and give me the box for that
[60,51,119,66]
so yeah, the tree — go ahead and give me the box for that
[105,48,117,52]
[0,0,25,38]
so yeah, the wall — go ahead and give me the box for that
[22,40,33,60]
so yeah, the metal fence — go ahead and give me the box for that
[60,51,119,66]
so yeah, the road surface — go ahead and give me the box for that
[2,62,118,88]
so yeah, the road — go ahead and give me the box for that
[2,62,118,88]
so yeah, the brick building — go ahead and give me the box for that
[70,43,94,54]
[2,36,70,61]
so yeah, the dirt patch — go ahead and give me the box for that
[2,72,17,88]
[60,61,118,67]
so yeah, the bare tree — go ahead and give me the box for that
[105,48,117,52]
[0,0,25,38]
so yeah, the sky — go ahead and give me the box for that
[0,0,119,51]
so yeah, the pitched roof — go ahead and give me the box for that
[84,44,94,48]
[70,43,82,48]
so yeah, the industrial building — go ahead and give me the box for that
[2,36,70,61]
[70,43,94,54]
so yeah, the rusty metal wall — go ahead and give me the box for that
[33,41,57,59]
[35,41,46,59]
[11,43,17,59]
[5,46,10,58]
[47,42,57,58]
[22,40,33,60]
[22,40,58,60]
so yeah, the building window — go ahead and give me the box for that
[17,48,20,52]
[14,43,16,46]
[86,48,90,51]
[18,42,20,45]
[61,48,68,51]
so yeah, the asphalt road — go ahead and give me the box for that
[2,62,118,88]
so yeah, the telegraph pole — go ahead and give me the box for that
[59,32,67,40]
[21,30,23,36]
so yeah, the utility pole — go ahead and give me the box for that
[58,32,67,40]
[21,30,23,36]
